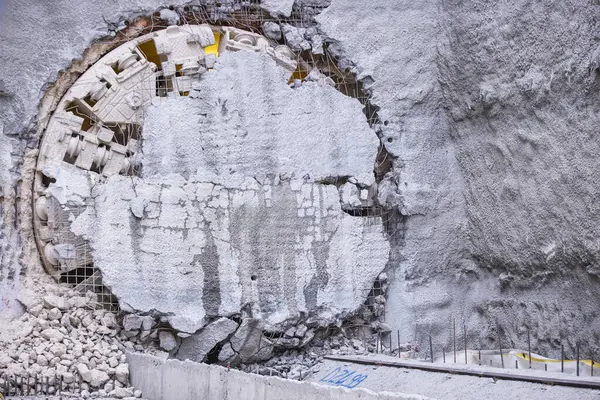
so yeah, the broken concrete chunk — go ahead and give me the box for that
[129,197,147,218]
[41,328,64,342]
[115,363,129,385]
[77,363,92,382]
[112,387,134,398]
[217,342,235,362]
[273,337,300,349]
[159,9,180,26]
[140,315,154,331]
[68,296,89,308]
[300,329,315,347]
[295,324,308,338]
[176,317,238,363]
[43,294,68,311]
[122,314,143,331]
[0,354,13,368]
[281,24,311,52]
[47,307,62,321]
[159,331,178,351]
[229,318,273,363]
[339,182,362,208]
[88,369,110,387]
[260,0,295,17]
[102,312,118,328]
[284,326,296,338]
[262,22,282,40]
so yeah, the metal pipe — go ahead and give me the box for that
[479,349,481,366]
[397,330,400,358]
[443,347,446,363]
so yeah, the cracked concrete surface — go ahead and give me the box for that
[71,173,389,333]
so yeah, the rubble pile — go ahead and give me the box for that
[0,288,148,399]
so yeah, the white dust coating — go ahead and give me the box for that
[72,174,389,333]
[141,51,377,186]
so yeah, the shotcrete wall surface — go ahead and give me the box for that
[2,0,600,371]
[126,352,428,400]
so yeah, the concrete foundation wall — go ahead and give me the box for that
[126,353,428,400]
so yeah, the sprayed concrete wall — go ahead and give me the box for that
[126,352,428,400]
[72,173,389,333]
[2,0,600,361]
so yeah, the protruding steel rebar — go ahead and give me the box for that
[429,335,434,363]
[577,343,580,377]
[527,329,532,369]
[463,324,467,364]
[453,318,456,363]
[561,344,564,373]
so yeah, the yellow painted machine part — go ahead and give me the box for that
[205,32,221,58]
[137,39,162,68]
[288,64,308,85]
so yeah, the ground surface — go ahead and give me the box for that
[309,355,600,400]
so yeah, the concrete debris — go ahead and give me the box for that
[0,289,144,398]
[123,315,144,331]
[281,24,311,52]
[260,0,295,17]
[262,21,282,40]
[43,294,68,311]
[158,331,178,352]
[115,363,130,385]
[176,317,238,362]
[227,318,273,363]
[159,8,180,25]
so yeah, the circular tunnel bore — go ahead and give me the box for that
[32,25,300,308]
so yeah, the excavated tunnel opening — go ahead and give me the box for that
[30,1,399,372]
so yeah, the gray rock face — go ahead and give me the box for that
[176,317,238,362]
